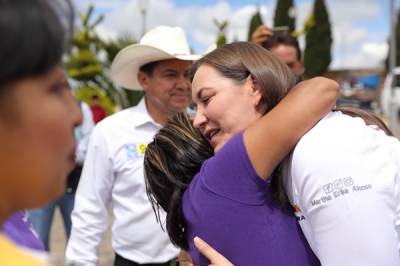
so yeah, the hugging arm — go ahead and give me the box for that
[244,77,339,179]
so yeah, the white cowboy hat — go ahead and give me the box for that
[111,26,200,90]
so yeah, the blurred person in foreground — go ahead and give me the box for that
[0,0,82,265]
[29,100,94,251]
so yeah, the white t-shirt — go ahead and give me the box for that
[283,111,400,266]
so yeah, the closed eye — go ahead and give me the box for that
[165,73,177,78]
[163,70,178,78]
[201,95,212,105]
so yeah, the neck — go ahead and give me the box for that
[145,98,173,126]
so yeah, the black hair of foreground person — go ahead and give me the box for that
[0,0,72,87]
[0,0,79,213]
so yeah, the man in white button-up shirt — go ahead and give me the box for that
[66,26,200,266]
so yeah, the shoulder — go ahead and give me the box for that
[199,133,252,178]
[184,133,270,206]
[97,107,136,125]
[92,106,140,136]
[293,111,372,159]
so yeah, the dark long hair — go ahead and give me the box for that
[144,112,213,249]
[0,0,73,90]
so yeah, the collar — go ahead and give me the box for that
[131,97,193,129]
[130,97,162,129]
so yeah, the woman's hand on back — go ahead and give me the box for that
[193,237,234,266]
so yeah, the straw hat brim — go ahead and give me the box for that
[111,44,200,90]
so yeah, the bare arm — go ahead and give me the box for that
[244,77,339,179]
[251,25,272,46]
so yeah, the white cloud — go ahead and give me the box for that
[331,41,388,69]
[297,0,388,69]
[88,0,275,53]
[328,0,388,69]
[326,0,382,22]
[78,0,389,69]
[362,42,389,59]
[95,24,119,42]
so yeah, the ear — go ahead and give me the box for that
[247,75,263,107]
[137,71,149,91]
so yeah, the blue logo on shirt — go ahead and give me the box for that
[125,143,148,159]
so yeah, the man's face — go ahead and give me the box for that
[138,59,192,122]
[270,44,304,78]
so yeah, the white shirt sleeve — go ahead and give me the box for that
[285,118,400,266]
[66,125,113,266]
[75,102,94,164]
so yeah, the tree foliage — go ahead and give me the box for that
[304,0,332,78]
[274,0,296,33]
[214,19,228,47]
[65,4,140,111]
[247,6,263,41]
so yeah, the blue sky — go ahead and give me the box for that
[73,0,396,70]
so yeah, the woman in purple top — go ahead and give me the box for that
[144,42,339,265]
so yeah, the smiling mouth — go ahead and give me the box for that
[205,129,220,142]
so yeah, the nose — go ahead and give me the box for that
[193,106,207,129]
[176,74,191,90]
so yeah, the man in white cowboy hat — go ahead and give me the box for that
[66,25,199,266]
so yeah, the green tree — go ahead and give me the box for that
[65,4,139,111]
[214,19,228,47]
[66,5,103,82]
[274,0,296,33]
[304,0,332,78]
[247,6,263,41]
